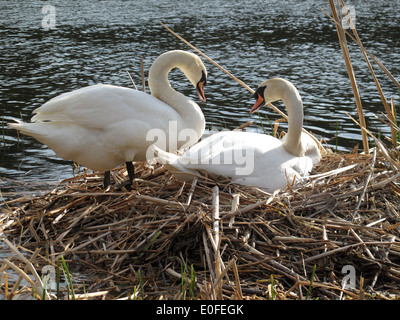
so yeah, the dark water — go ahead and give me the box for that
[1,0,400,190]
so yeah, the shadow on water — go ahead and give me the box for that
[1,0,400,187]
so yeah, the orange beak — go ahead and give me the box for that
[250,93,265,114]
[197,81,206,102]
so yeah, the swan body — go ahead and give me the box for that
[155,78,321,192]
[9,50,207,186]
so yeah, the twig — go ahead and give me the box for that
[159,21,253,93]
[352,148,377,221]
[320,8,400,90]
[222,196,275,221]
[57,231,113,259]
[159,21,324,151]
[349,228,376,260]
[303,241,398,263]
[212,186,220,248]
[211,185,222,299]
[232,259,243,299]
[229,194,240,228]
[345,111,400,171]
[2,238,50,300]
[339,0,394,133]
[234,121,254,131]
[328,0,369,154]
[185,177,198,209]
[126,71,138,90]
[202,231,215,281]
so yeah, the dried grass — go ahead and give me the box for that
[2,2,400,301]
[1,139,400,300]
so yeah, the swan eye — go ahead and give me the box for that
[250,86,267,114]
[253,86,266,99]
[199,70,207,86]
[196,70,207,102]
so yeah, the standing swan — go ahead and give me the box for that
[9,50,207,188]
[154,78,321,193]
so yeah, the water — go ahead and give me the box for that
[1,0,400,190]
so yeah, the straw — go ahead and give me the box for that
[324,1,398,147]
[328,0,369,154]
[1,147,400,300]
[1,9,400,301]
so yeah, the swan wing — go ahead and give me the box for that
[31,84,181,129]
[157,131,281,181]
[157,131,319,192]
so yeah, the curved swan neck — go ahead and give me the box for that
[281,82,304,157]
[147,51,205,135]
[148,51,196,105]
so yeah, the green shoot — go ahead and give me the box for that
[60,256,75,300]
[138,269,144,299]
[264,114,275,136]
[306,265,317,300]
[139,230,162,258]
[257,111,267,135]
[130,286,137,300]
[268,274,275,300]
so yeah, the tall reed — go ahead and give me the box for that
[324,1,400,149]
[328,0,369,154]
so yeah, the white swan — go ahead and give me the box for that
[154,78,321,193]
[9,50,207,187]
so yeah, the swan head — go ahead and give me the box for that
[250,78,290,114]
[178,51,207,102]
[149,50,207,102]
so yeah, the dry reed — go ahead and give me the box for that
[1,138,400,300]
[1,2,400,300]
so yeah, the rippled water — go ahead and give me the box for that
[1,0,400,190]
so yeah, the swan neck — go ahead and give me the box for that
[148,53,196,109]
[147,53,205,138]
[282,88,304,157]
[148,59,175,101]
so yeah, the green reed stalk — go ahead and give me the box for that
[138,269,145,299]
[60,256,75,300]
[268,274,275,300]
[306,265,317,300]
[257,112,266,135]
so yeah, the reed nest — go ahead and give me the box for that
[1,139,400,300]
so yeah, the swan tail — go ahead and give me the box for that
[151,145,198,182]
[8,119,33,134]
[151,145,180,164]
[8,119,51,140]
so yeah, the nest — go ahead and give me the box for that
[1,140,400,300]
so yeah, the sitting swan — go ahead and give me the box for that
[154,78,321,193]
[9,50,207,187]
